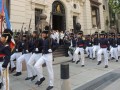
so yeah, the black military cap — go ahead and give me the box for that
[112,33,115,36]
[78,31,83,34]
[42,30,49,34]
[95,31,98,34]
[2,29,13,43]
[117,33,120,36]
[23,34,27,37]
[101,31,105,34]
[16,32,20,35]
[33,31,38,34]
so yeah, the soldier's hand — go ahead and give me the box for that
[48,49,52,53]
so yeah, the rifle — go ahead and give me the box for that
[28,18,32,35]
[48,12,52,49]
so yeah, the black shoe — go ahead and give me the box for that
[116,60,118,62]
[37,77,45,86]
[76,60,80,64]
[97,61,101,65]
[92,58,95,60]
[81,65,85,67]
[35,81,39,85]
[13,72,22,76]
[25,77,32,80]
[0,83,3,89]
[11,67,16,73]
[86,55,89,58]
[46,86,54,90]
[89,58,92,59]
[118,56,120,59]
[31,75,37,81]
[105,65,108,68]
[111,57,114,60]
[72,61,75,63]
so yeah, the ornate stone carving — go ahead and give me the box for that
[36,13,48,32]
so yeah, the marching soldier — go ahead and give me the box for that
[110,33,118,62]
[117,33,120,59]
[34,30,58,90]
[10,34,23,72]
[108,33,113,59]
[73,31,85,67]
[97,32,109,68]
[85,35,93,59]
[14,34,34,80]
[0,29,13,90]
[92,33,100,60]
[68,33,76,62]
[27,31,43,81]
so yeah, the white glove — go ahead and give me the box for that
[35,48,38,51]
[26,50,28,52]
[16,49,18,51]
[48,49,52,53]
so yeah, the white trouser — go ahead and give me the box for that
[118,45,120,56]
[109,46,112,58]
[86,47,93,58]
[97,48,108,65]
[110,47,115,58]
[57,38,59,44]
[93,45,100,58]
[10,52,22,68]
[110,47,118,60]
[0,62,9,90]
[27,53,42,77]
[16,53,32,77]
[73,47,85,65]
[34,53,54,86]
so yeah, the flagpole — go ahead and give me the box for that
[0,0,4,34]
[0,16,3,34]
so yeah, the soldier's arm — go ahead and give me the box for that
[2,46,11,68]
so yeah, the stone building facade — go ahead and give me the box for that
[9,0,106,34]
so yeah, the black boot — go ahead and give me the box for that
[116,60,118,62]
[11,67,16,73]
[0,83,3,89]
[31,75,37,81]
[97,61,101,65]
[76,60,80,64]
[25,77,32,80]
[37,77,45,86]
[105,65,108,68]
[13,72,22,76]
[81,65,85,67]
[46,86,54,90]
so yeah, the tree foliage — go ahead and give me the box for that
[109,0,120,13]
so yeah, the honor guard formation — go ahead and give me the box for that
[0,28,120,90]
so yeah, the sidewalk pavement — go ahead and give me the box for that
[9,57,120,90]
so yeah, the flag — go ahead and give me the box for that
[5,2,15,51]
[4,5,11,29]
[0,0,4,16]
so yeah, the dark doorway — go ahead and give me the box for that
[52,15,64,31]
[52,1,66,32]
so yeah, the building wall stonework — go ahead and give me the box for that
[10,0,105,34]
